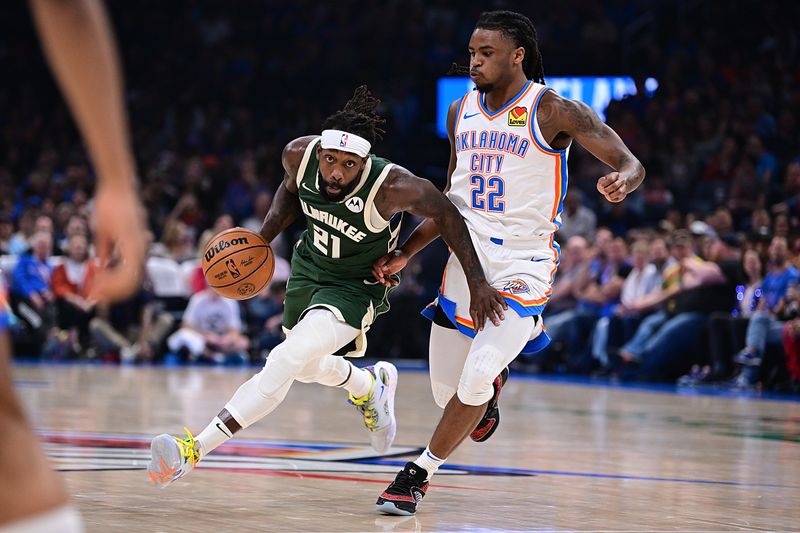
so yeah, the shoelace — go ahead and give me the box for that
[387,470,419,495]
[348,371,379,431]
[175,427,201,466]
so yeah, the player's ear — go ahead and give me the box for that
[513,46,525,66]
[316,144,322,159]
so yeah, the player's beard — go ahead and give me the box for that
[317,172,358,202]
[475,82,494,94]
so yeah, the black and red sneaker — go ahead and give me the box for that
[376,462,429,516]
[470,366,509,442]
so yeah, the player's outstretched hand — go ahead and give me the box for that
[372,250,408,287]
[468,281,507,331]
[597,172,629,203]
[90,185,147,303]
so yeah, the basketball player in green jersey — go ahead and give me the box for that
[2,1,147,531]
[148,87,507,487]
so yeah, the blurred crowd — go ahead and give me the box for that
[0,1,799,391]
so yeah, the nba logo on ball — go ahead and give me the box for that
[340,133,348,147]
[225,258,241,279]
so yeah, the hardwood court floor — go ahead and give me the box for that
[13,363,800,532]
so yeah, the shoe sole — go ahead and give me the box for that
[471,367,509,443]
[372,361,398,454]
[148,434,181,488]
[376,501,415,516]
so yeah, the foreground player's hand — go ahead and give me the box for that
[90,185,147,303]
[468,281,507,331]
[372,250,408,287]
[597,172,629,203]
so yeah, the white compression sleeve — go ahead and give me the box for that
[457,312,537,406]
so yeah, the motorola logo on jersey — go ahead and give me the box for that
[346,197,364,213]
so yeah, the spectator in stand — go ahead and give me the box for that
[58,214,90,254]
[152,219,195,263]
[89,277,174,364]
[547,235,590,314]
[10,231,57,355]
[698,249,764,384]
[618,230,726,380]
[592,240,662,370]
[51,234,97,355]
[558,190,597,241]
[7,210,37,256]
[730,236,799,387]
[166,288,249,364]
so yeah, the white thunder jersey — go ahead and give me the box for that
[423,80,571,340]
[448,81,570,244]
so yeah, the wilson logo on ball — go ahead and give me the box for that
[204,237,250,262]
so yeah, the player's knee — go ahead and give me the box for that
[457,345,505,406]
[431,380,456,409]
[255,342,311,398]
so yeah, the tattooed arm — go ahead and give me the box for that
[375,166,507,330]
[537,92,645,203]
[259,136,316,243]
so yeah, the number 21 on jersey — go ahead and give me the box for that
[470,174,505,213]
[312,224,341,258]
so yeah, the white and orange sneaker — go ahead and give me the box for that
[148,428,201,487]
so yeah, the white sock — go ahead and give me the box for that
[341,363,373,398]
[195,416,233,458]
[414,447,446,479]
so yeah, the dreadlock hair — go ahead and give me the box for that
[321,85,386,146]
[447,10,545,85]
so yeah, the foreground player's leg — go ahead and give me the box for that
[0,327,84,532]
[377,313,535,515]
[149,309,397,486]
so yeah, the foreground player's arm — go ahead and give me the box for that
[259,137,313,243]
[30,0,146,303]
[372,99,459,281]
[375,167,506,330]
[538,92,645,203]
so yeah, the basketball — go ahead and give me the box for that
[201,227,274,300]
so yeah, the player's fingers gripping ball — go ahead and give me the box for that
[202,227,274,300]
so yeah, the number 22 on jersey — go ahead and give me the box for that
[469,174,506,213]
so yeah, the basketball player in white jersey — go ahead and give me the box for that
[373,11,645,515]
[1,2,146,531]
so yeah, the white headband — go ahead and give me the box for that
[320,129,371,158]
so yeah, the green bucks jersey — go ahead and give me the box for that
[294,138,402,279]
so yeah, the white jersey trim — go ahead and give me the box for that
[295,137,320,189]
[363,163,394,233]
